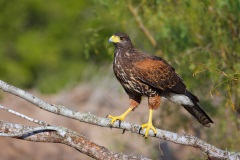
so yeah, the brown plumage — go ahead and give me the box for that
[108,33,213,138]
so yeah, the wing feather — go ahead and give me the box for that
[133,57,186,94]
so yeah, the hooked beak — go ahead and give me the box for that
[109,35,120,43]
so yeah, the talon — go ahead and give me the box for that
[109,124,113,130]
[122,129,126,134]
[119,120,122,128]
[139,127,143,134]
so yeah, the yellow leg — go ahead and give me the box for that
[108,108,132,125]
[141,109,157,138]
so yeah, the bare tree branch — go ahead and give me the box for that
[0,120,148,160]
[0,80,240,160]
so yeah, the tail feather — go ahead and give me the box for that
[185,90,199,102]
[183,90,213,127]
[183,102,213,127]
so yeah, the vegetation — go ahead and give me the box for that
[0,0,239,159]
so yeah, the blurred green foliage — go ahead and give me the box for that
[0,0,240,158]
[0,0,118,92]
[0,0,239,93]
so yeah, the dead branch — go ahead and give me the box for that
[0,121,147,160]
[0,80,240,160]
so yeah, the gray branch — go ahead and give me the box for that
[0,121,147,160]
[0,80,239,160]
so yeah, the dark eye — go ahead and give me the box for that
[120,37,124,40]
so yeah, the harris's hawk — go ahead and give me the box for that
[108,33,213,138]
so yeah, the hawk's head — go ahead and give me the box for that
[109,33,133,48]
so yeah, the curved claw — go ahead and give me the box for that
[139,127,143,134]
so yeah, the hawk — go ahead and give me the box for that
[108,33,213,138]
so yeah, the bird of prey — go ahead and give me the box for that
[108,33,213,138]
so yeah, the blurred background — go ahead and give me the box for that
[0,0,239,159]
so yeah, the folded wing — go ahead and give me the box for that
[133,57,186,94]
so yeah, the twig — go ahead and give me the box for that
[0,105,50,126]
[128,2,157,47]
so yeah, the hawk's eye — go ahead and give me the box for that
[120,37,124,40]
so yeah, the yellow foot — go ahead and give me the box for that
[107,108,132,127]
[140,122,157,138]
[108,115,125,126]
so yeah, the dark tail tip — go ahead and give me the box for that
[183,102,213,127]
[201,117,213,127]
[183,90,213,127]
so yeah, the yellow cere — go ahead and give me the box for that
[109,35,120,43]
